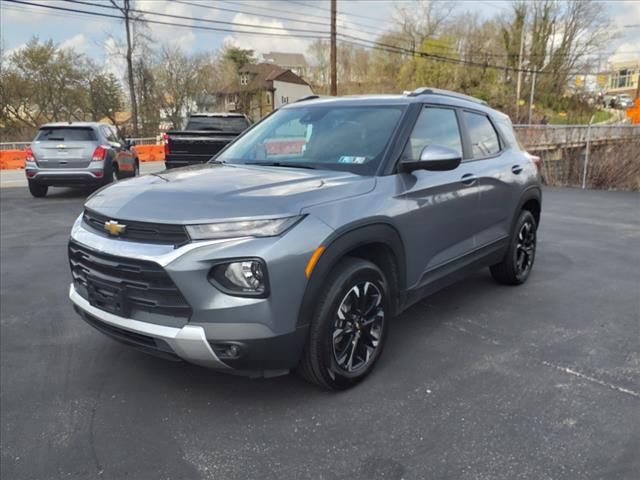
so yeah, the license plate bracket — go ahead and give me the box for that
[87,277,128,316]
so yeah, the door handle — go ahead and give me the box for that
[461,173,477,186]
[511,164,523,174]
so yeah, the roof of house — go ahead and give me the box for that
[263,52,308,68]
[218,63,309,94]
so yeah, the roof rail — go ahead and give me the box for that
[407,87,488,106]
[295,95,322,103]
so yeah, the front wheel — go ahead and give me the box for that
[297,257,390,390]
[28,181,48,198]
[490,210,537,285]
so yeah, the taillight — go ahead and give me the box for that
[531,155,542,171]
[92,145,108,161]
[162,133,170,155]
[25,147,35,162]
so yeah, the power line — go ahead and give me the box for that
[62,0,330,35]
[5,0,616,76]
[4,0,330,39]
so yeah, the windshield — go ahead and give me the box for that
[217,106,405,175]
[35,127,96,141]
[185,116,249,132]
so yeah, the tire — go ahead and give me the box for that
[103,162,118,185]
[133,160,139,177]
[28,181,48,198]
[297,257,391,390]
[490,210,537,285]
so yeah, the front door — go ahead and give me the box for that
[393,106,482,288]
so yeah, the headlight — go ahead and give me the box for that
[209,259,268,297]
[186,216,302,241]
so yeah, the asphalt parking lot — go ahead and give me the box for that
[1,184,638,480]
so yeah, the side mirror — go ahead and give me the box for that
[125,138,136,148]
[400,144,462,172]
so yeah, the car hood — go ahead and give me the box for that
[85,163,375,224]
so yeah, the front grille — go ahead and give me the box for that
[83,209,190,246]
[69,240,192,318]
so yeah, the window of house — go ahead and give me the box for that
[266,93,271,105]
[401,107,462,161]
[463,111,501,158]
[240,74,249,86]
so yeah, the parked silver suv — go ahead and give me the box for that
[26,122,139,197]
[68,88,542,389]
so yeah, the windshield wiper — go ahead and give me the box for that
[245,161,316,170]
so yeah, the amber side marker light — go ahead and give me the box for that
[305,245,326,278]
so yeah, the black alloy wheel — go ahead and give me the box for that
[332,281,385,373]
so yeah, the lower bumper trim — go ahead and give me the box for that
[69,284,230,369]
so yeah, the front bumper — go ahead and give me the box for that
[68,213,333,375]
[70,284,230,368]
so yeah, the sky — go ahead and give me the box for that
[2,0,640,79]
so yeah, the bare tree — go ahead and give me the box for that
[109,0,139,136]
[391,0,456,55]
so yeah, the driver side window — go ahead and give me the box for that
[402,107,462,161]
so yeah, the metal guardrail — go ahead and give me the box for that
[0,137,160,151]
[514,125,640,149]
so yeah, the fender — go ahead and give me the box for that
[511,185,542,232]
[296,221,407,327]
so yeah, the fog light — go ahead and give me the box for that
[226,345,241,357]
[208,259,269,297]
[210,342,244,359]
[224,261,264,291]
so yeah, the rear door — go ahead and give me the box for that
[102,125,134,172]
[460,110,519,246]
[31,127,98,169]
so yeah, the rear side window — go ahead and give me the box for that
[101,126,118,143]
[494,115,522,150]
[463,112,500,157]
[35,127,96,142]
[402,107,462,161]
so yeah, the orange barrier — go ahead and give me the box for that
[134,144,165,162]
[0,145,165,169]
[0,150,26,170]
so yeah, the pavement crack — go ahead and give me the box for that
[539,360,640,400]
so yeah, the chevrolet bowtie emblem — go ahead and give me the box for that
[104,220,126,236]
[56,144,66,149]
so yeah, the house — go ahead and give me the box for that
[217,63,314,121]
[600,60,639,98]
[263,52,308,78]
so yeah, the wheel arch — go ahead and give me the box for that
[297,222,407,327]
[514,186,542,230]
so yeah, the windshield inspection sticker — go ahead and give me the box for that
[339,156,368,164]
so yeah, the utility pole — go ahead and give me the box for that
[111,0,139,136]
[515,18,526,121]
[528,71,537,125]
[330,0,337,96]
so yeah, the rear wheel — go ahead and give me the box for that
[28,181,48,198]
[490,210,537,285]
[297,257,390,390]
[133,160,139,177]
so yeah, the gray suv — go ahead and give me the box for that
[26,122,139,197]
[68,88,542,389]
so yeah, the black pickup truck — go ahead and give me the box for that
[163,113,251,169]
